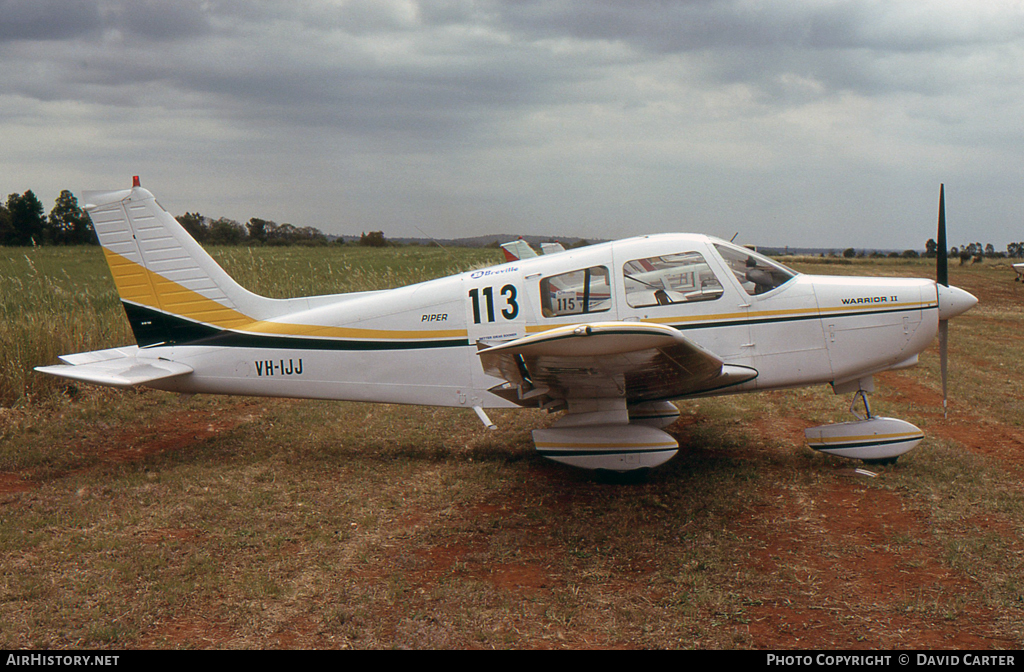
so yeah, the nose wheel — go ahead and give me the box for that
[805,388,923,464]
[851,390,903,465]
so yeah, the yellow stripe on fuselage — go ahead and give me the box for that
[239,320,468,340]
[525,300,937,334]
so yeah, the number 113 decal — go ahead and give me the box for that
[469,285,519,324]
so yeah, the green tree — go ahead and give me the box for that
[0,203,12,245]
[5,190,47,245]
[924,238,937,258]
[266,222,296,246]
[359,231,387,247]
[176,212,208,243]
[291,226,328,246]
[207,217,246,245]
[246,217,273,244]
[49,190,94,245]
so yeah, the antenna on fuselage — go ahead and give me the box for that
[729,232,739,243]
[414,224,455,261]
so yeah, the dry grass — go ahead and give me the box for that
[2,250,1023,649]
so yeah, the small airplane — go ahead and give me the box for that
[500,238,565,262]
[37,179,977,472]
[1013,263,1024,282]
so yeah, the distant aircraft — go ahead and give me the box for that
[500,238,565,262]
[37,180,976,472]
[1013,263,1024,282]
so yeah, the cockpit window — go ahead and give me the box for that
[623,252,724,308]
[713,243,796,296]
[540,266,612,317]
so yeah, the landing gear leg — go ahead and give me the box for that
[850,389,872,421]
[851,391,900,465]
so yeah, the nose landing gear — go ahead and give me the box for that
[805,389,923,464]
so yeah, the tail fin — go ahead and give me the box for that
[500,238,537,262]
[84,180,281,346]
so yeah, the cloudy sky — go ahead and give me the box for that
[2,0,1022,249]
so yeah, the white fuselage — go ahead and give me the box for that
[145,234,939,409]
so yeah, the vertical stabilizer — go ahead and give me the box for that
[83,181,282,346]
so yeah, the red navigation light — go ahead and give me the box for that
[133,176,141,188]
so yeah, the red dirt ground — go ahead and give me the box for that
[4,389,1021,649]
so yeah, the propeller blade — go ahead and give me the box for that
[937,184,950,417]
[937,184,948,287]
[939,320,948,419]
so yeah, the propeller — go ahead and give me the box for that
[934,184,978,418]
[937,184,949,418]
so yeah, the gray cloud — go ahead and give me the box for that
[0,0,102,41]
[0,0,215,42]
[1,1,1022,248]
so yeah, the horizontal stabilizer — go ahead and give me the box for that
[35,348,193,388]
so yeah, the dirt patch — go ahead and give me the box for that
[932,421,1024,472]
[0,473,33,496]
[94,401,264,464]
[749,415,817,450]
[0,400,267,498]
[138,527,205,545]
[739,478,1010,649]
[877,372,1024,473]
[877,371,947,415]
[412,533,558,594]
[136,616,235,649]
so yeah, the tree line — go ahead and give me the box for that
[7,188,1023,256]
[1,189,358,247]
[925,238,1024,261]
[1,190,94,246]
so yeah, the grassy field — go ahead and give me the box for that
[1,246,1023,649]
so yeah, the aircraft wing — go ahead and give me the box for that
[478,322,757,407]
[35,346,193,388]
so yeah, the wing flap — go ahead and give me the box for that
[36,349,193,388]
[478,322,756,406]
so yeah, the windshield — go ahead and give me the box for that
[713,243,797,296]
